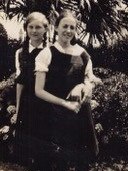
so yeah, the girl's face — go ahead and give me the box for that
[27,19,47,42]
[56,17,77,44]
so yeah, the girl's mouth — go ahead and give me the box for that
[32,34,38,37]
[64,34,72,39]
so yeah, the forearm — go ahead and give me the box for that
[35,72,79,110]
[10,83,23,124]
[35,89,81,113]
[35,72,66,107]
[84,59,102,86]
[16,83,24,113]
[35,89,66,107]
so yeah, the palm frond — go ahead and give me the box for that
[1,0,127,47]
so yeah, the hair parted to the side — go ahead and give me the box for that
[24,12,49,31]
[22,12,49,49]
[55,9,78,27]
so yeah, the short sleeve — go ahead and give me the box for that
[85,58,93,77]
[15,48,27,84]
[84,52,95,83]
[35,47,52,72]
[15,49,21,77]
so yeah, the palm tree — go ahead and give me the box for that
[0,0,52,20]
[0,0,127,47]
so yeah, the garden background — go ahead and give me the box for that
[0,0,128,170]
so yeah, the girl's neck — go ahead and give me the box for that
[30,40,42,48]
[57,39,71,49]
[57,40,74,54]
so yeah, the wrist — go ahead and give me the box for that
[84,80,94,87]
[76,83,85,89]
[61,100,68,108]
[61,100,73,110]
[79,83,85,87]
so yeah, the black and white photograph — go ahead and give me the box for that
[0,0,128,170]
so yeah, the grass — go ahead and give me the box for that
[0,162,29,171]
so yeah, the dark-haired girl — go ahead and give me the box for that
[35,10,99,171]
[12,12,50,170]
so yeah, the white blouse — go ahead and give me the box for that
[35,42,94,82]
[15,41,94,83]
[15,42,44,77]
[35,47,52,72]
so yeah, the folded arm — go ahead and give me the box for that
[35,71,80,113]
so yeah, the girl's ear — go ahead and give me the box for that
[45,25,49,32]
[43,22,49,32]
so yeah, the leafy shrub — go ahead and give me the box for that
[92,68,128,155]
[0,23,8,40]
[0,67,127,162]
[0,23,8,80]
[0,73,16,160]
[0,162,29,171]
[88,38,128,73]
[7,39,21,74]
[0,24,21,79]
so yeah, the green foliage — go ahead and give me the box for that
[88,38,128,72]
[1,0,128,46]
[7,38,21,74]
[0,23,8,40]
[0,23,9,80]
[92,68,128,155]
[0,162,29,171]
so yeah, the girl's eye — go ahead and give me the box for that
[28,26,33,29]
[28,25,42,29]
[43,24,48,29]
[63,25,68,29]
[70,26,75,30]
[63,25,75,30]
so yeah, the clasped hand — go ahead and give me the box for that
[66,83,93,113]
[67,83,92,103]
[64,101,81,114]
[11,113,18,124]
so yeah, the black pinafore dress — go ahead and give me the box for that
[15,48,44,160]
[43,46,97,163]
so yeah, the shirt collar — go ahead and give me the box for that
[53,41,77,55]
[29,40,43,53]
[54,41,84,56]
[54,41,65,53]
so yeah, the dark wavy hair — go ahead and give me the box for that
[53,9,78,45]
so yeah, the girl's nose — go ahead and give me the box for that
[67,27,71,32]
[32,27,36,32]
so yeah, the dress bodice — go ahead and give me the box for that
[16,48,42,94]
[45,46,89,99]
